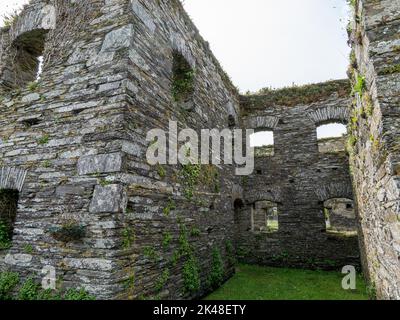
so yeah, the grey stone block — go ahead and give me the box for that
[89,184,127,213]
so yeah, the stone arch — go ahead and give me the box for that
[244,115,280,130]
[314,182,353,202]
[226,101,238,128]
[0,3,56,90]
[307,106,350,126]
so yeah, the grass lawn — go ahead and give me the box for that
[205,264,369,300]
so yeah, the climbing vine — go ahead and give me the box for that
[0,271,95,300]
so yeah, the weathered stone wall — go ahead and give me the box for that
[0,0,239,300]
[348,0,400,299]
[114,0,240,299]
[238,81,361,270]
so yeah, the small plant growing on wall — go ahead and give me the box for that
[48,219,86,243]
[172,51,195,104]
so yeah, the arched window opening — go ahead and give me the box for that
[250,130,274,157]
[252,200,279,233]
[324,198,357,235]
[317,123,347,153]
[172,50,195,109]
[0,189,19,250]
[2,29,48,91]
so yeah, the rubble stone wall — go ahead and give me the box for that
[348,0,400,299]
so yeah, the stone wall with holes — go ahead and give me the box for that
[0,0,239,299]
[237,80,361,270]
[348,0,400,299]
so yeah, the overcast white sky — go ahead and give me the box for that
[1,0,349,140]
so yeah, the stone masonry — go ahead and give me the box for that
[0,0,399,300]
[237,80,360,270]
[347,0,400,300]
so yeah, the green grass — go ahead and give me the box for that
[205,264,369,300]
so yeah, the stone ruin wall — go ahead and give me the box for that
[348,0,400,299]
[0,0,399,300]
[237,80,360,270]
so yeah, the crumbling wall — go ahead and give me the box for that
[1,0,399,301]
[238,80,360,270]
[0,0,137,299]
[0,0,239,300]
[348,0,400,299]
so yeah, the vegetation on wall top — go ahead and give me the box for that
[242,79,351,110]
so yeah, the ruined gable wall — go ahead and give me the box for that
[238,80,360,269]
[349,0,400,299]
